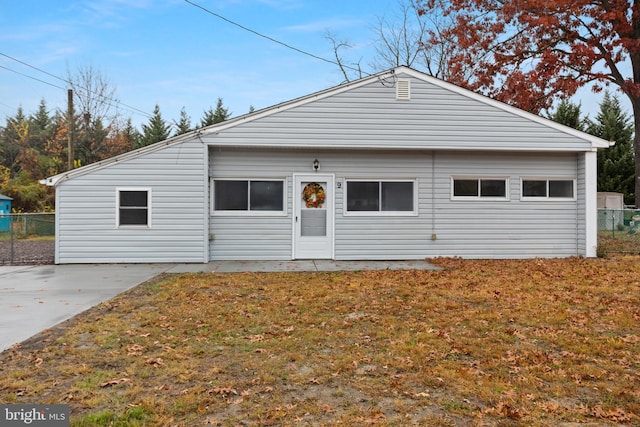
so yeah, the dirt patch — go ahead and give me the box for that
[0,239,54,265]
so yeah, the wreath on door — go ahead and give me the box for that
[302,182,325,208]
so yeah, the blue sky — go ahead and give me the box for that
[0,0,632,131]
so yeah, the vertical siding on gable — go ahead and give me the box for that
[56,140,207,263]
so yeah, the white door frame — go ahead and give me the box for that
[292,174,335,259]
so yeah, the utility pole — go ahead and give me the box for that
[67,89,74,170]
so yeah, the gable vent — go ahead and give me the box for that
[396,79,411,100]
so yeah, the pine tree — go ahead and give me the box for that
[174,107,192,135]
[588,92,635,205]
[138,104,172,148]
[29,99,53,151]
[0,107,27,173]
[200,97,231,127]
[547,99,585,131]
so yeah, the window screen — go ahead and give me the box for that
[347,181,414,213]
[215,180,248,210]
[250,181,284,211]
[453,178,507,198]
[522,180,547,197]
[549,180,574,198]
[453,179,479,197]
[214,180,284,212]
[522,179,574,199]
[347,181,379,211]
[118,190,149,226]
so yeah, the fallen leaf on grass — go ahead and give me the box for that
[145,357,164,367]
[127,344,145,356]
[208,386,237,397]
[99,378,131,388]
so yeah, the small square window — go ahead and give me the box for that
[118,189,150,227]
[250,181,284,211]
[382,182,414,211]
[215,180,248,210]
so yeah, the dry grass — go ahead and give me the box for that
[599,231,640,254]
[1,256,639,426]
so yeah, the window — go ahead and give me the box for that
[452,178,508,200]
[117,188,150,227]
[346,180,415,214]
[522,179,575,199]
[213,179,285,213]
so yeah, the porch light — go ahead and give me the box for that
[313,158,319,172]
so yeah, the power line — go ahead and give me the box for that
[184,0,371,77]
[0,52,153,119]
[0,64,67,91]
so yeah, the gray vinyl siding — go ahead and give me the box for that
[201,71,594,152]
[576,153,587,256]
[55,140,207,263]
[209,148,583,260]
[432,152,580,258]
[209,148,432,260]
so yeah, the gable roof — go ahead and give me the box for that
[0,193,12,201]
[42,66,611,187]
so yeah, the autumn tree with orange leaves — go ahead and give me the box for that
[419,0,640,205]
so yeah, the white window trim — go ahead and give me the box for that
[451,177,510,201]
[343,178,418,216]
[116,187,152,229]
[211,178,288,216]
[520,177,577,201]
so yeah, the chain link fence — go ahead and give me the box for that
[0,213,55,265]
[598,209,640,254]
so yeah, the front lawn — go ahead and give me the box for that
[1,256,639,426]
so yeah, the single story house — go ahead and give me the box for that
[42,66,611,264]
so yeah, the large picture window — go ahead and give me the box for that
[346,180,415,214]
[452,178,508,200]
[213,179,285,214]
[522,179,575,200]
[117,188,150,227]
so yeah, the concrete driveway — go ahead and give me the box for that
[0,264,172,352]
[0,260,439,352]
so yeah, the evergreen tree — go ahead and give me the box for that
[0,107,27,173]
[588,92,635,205]
[174,107,192,135]
[138,104,171,148]
[200,97,231,127]
[29,99,53,151]
[547,99,586,131]
[122,118,141,148]
[75,113,110,166]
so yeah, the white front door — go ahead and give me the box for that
[293,174,334,259]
